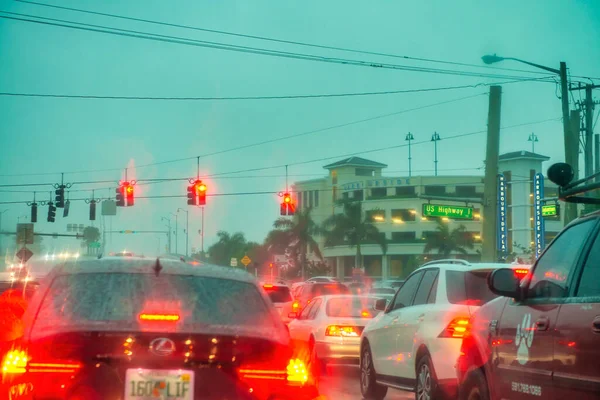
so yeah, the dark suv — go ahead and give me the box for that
[457,163,600,400]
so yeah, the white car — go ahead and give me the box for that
[291,276,339,291]
[359,259,528,400]
[288,295,383,375]
[261,282,295,324]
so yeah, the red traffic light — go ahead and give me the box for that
[283,193,291,203]
[126,185,134,194]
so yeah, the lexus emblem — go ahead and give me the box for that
[149,338,176,356]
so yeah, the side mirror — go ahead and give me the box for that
[374,298,387,311]
[489,268,522,300]
[288,312,298,319]
[548,163,574,187]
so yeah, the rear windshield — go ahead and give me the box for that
[311,283,350,296]
[264,286,292,303]
[326,297,380,318]
[33,273,275,332]
[446,270,498,306]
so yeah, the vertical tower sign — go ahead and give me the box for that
[497,174,508,257]
[533,173,546,258]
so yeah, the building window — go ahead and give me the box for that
[455,185,477,197]
[473,208,481,221]
[332,170,338,185]
[314,190,319,207]
[391,232,416,243]
[356,168,374,177]
[370,188,387,198]
[353,190,364,201]
[424,185,445,196]
[391,209,417,222]
[366,210,385,222]
[395,186,416,197]
[297,191,302,209]
[364,232,386,244]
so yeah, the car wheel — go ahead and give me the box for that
[461,369,489,400]
[416,355,442,400]
[360,343,388,400]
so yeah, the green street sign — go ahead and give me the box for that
[89,241,101,248]
[542,204,559,217]
[422,204,474,220]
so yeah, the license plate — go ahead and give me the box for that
[125,369,194,400]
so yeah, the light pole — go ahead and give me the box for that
[0,209,8,256]
[177,208,189,257]
[431,132,441,176]
[170,213,178,254]
[482,54,577,224]
[405,132,414,177]
[201,207,205,254]
[160,216,171,253]
[528,133,539,153]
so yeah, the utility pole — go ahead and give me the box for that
[566,110,581,222]
[161,216,172,253]
[431,132,441,176]
[482,86,502,262]
[595,134,600,181]
[201,207,205,254]
[405,132,414,177]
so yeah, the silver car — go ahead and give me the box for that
[287,295,383,373]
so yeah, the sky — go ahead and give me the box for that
[1,0,599,257]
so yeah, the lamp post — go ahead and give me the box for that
[177,208,189,257]
[528,133,539,153]
[405,132,414,177]
[170,213,178,254]
[160,216,171,253]
[482,54,576,223]
[431,132,441,176]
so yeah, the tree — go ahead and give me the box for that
[322,201,387,270]
[82,226,101,256]
[272,208,323,280]
[207,231,247,266]
[423,219,474,258]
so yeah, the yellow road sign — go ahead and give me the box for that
[241,255,252,266]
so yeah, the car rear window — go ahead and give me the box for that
[446,270,498,306]
[326,297,380,318]
[33,273,276,332]
[311,283,350,297]
[264,285,292,303]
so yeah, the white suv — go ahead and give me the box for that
[359,259,529,400]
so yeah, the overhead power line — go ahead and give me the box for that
[0,12,557,82]
[14,0,600,81]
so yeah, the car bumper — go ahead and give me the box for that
[315,338,360,364]
[428,338,463,381]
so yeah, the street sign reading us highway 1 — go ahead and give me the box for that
[422,204,474,220]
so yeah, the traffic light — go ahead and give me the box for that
[280,193,295,215]
[187,184,196,205]
[197,181,207,206]
[90,200,96,221]
[116,186,125,207]
[47,202,56,223]
[63,200,70,218]
[55,185,65,208]
[125,183,134,206]
[31,202,38,223]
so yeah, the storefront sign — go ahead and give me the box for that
[533,173,545,258]
[342,178,411,191]
[497,174,507,255]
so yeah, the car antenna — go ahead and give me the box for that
[153,258,163,277]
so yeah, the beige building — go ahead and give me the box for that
[292,152,564,280]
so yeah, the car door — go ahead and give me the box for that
[490,218,597,400]
[369,270,424,378]
[553,220,600,399]
[289,300,317,342]
[393,268,439,380]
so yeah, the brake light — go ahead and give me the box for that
[237,358,307,385]
[514,269,529,279]
[292,301,300,311]
[361,310,371,318]
[2,350,28,374]
[138,313,180,321]
[28,362,82,373]
[263,284,274,289]
[286,358,308,384]
[439,317,470,338]
[325,325,360,337]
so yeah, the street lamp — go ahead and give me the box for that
[160,216,172,253]
[528,133,539,153]
[405,132,414,177]
[482,54,575,223]
[177,208,189,257]
[431,132,441,176]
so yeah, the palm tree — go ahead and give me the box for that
[207,231,247,266]
[322,201,387,271]
[423,219,474,258]
[271,207,323,280]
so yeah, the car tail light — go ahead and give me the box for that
[2,349,82,374]
[325,325,360,337]
[2,350,28,374]
[514,268,529,279]
[439,317,470,338]
[361,310,371,318]
[237,358,307,385]
[292,301,300,311]
[286,358,308,384]
[263,284,274,289]
[138,313,180,321]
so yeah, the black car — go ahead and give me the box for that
[1,258,317,400]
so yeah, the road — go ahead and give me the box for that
[318,365,413,400]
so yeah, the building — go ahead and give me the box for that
[292,152,564,280]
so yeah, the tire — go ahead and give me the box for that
[416,355,442,400]
[360,343,388,400]
[460,369,490,400]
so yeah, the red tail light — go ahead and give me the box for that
[325,325,360,337]
[292,301,300,311]
[263,284,274,289]
[439,317,470,338]
[138,313,180,321]
[2,349,82,374]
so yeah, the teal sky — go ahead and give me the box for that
[1,0,599,256]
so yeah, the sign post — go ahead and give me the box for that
[533,173,545,258]
[422,204,474,220]
[497,174,508,259]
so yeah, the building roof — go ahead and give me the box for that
[499,150,550,162]
[323,156,387,170]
